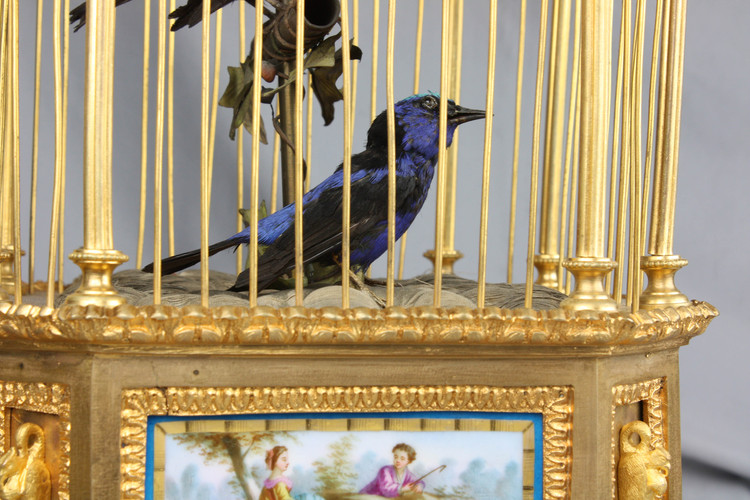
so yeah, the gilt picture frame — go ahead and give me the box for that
[120,385,573,500]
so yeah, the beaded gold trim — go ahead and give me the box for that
[0,381,71,500]
[121,384,572,499]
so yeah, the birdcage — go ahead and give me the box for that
[0,0,717,498]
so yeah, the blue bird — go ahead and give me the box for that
[143,93,485,291]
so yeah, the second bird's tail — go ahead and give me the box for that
[142,238,240,275]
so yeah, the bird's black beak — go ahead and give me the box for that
[448,104,486,125]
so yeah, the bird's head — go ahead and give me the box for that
[367,93,485,158]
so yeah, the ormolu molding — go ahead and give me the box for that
[0,300,717,347]
[121,385,573,499]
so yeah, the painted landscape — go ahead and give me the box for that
[162,428,525,500]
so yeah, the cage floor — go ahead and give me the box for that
[48,270,567,310]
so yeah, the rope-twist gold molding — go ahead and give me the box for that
[121,384,573,499]
[0,300,717,346]
[0,381,71,500]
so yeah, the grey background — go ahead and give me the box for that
[14,0,750,497]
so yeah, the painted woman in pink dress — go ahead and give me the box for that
[259,446,293,500]
[359,443,425,498]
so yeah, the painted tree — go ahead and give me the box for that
[432,458,523,500]
[165,463,216,500]
[311,434,359,498]
[494,461,522,500]
[172,430,296,500]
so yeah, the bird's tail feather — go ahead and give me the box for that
[142,238,239,275]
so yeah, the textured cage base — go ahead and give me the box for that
[51,270,567,309]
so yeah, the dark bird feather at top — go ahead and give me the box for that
[69,0,263,33]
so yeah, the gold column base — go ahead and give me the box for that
[423,249,464,275]
[0,246,24,298]
[639,255,689,310]
[0,248,13,300]
[560,257,619,312]
[64,248,129,308]
[533,254,561,289]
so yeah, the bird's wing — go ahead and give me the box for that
[231,153,396,292]
[70,0,134,32]
[168,0,247,31]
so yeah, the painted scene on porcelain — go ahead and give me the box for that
[157,415,536,500]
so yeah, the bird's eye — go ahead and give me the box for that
[422,96,438,110]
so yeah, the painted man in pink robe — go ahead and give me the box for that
[360,443,425,498]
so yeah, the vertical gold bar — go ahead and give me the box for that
[294,0,305,306]
[365,0,379,282]
[560,0,618,312]
[641,0,664,255]
[28,0,44,294]
[207,10,223,208]
[10,0,20,302]
[649,0,682,257]
[168,0,176,257]
[441,0,464,274]
[305,73,313,193]
[613,0,633,305]
[45,0,64,306]
[278,70,296,206]
[558,0,581,294]
[614,136,631,306]
[476,0,497,308]
[136,0,151,269]
[629,0,647,311]
[425,0,464,275]
[153,0,168,305]
[108,0,117,232]
[66,0,129,308]
[200,0,211,306]
[607,0,630,298]
[397,0,424,280]
[536,0,560,288]
[369,0,380,122]
[565,87,581,296]
[58,0,71,294]
[1,0,10,295]
[0,0,10,301]
[433,0,451,307]
[385,0,396,306]
[507,0,526,283]
[350,0,360,125]
[248,0,263,306]
[535,0,571,289]
[576,0,610,256]
[523,0,549,308]
[627,0,646,311]
[640,0,689,310]
[235,0,245,273]
[105,0,117,239]
[340,0,353,308]
[412,0,424,97]
[271,104,280,213]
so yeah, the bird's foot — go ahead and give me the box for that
[363,276,389,287]
[348,270,387,308]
